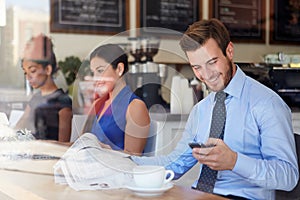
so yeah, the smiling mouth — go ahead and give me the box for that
[206,74,220,84]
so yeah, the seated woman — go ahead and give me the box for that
[16,34,73,142]
[81,43,150,155]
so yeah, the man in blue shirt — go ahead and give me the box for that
[131,19,298,199]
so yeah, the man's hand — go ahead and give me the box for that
[192,138,237,171]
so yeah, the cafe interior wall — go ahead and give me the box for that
[51,0,299,66]
[1,0,300,90]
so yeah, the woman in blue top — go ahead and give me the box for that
[82,44,150,155]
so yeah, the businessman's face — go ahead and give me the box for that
[186,38,236,92]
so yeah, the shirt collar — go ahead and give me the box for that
[223,65,246,99]
[208,65,246,102]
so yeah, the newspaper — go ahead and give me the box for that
[54,133,136,191]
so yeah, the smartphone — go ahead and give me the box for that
[188,142,216,149]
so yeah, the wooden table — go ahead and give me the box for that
[0,141,227,200]
[0,169,227,200]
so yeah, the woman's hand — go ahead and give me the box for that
[98,141,112,150]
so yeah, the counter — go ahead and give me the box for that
[150,112,189,122]
[293,112,300,134]
[149,112,188,156]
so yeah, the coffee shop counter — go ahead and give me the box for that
[149,112,189,156]
[293,112,300,134]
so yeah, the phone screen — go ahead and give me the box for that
[188,142,216,149]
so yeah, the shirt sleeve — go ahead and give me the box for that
[232,96,299,191]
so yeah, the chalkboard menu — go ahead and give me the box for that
[270,0,300,45]
[138,0,201,36]
[211,0,265,43]
[50,0,129,35]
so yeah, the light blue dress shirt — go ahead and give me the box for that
[132,67,299,200]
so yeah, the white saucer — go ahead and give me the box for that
[126,182,174,197]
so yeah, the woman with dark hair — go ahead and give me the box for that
[16,34,73,142]
[82,43,150,156]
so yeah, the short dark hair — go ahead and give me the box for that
[90,43,128,75]
[179,18,230,56]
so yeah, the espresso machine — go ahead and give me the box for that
[125,37,168,109]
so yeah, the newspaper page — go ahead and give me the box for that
[54,132,136,191]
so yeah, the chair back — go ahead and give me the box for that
[142,120,158,156]
[276,133,300,199]
[71,114,88,142]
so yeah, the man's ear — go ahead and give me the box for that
[226,42,234,59]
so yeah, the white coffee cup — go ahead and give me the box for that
[133,165,175,188]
